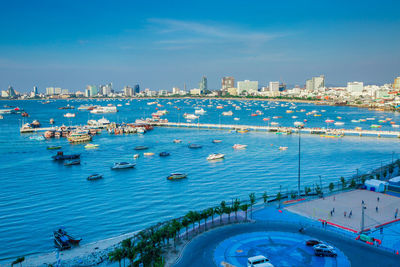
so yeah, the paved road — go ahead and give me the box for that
[173,221,400,267]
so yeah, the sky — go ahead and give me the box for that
[0,0,399,92]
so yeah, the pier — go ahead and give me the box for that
[147,121,400,138]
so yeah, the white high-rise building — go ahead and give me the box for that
[54,87,62,95]
[269,81,280,92]
[347,82,364,96]
[46,87,55,95]
[172,87,180,94]
[306,75,325,90]
[237,80,258,95]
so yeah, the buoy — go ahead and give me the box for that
[278,210,282,213]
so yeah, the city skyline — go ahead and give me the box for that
[0,0,400,92]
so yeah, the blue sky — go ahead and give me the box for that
[0,0,399,92]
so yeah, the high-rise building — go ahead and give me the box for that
[86,85,98,97]
[46,87,55,95]
[100,83,113,96]
[7,86,17,97]
[306,75,325,90]
[61,89,69,95]
[269,81,280,92]
[134,84,140,95]
[172,87,180,94]
[394,77,400,90]
[199,76,207,94]
[347,82,364,94]
[33,86,38,96]
[279,83,286,92]
[54,87,62,95]
[123,86,134,97]
[85,88,91,98]
[221,77,234,91]
[237,80,258,95]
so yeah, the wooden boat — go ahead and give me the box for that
[52,151,80,161]
[87,174,103,181]
[134,146,149,150]
[159,152,170,157]
[53,228,81,250]
[167,173,187,180]
[47,146,62,150]
[188,143,202,149]
[64,160,80,166]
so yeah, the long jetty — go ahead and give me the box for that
[147,121,400,138]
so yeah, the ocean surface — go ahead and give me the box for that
[1,98,400,260]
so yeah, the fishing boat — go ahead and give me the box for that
[111,162,136,169]
[207,153,225,160]
[64,160,80,166]
[84,144,99,149]
[212,139,222,143]
[188,143,202,149]
[167,173,187,180]
[47,145,62,150]
[173,139,182,143]
[233,144,247,149]
[159,152,170,157]
[67,131,92,143]
[87,174,103,181]
[53,227,81,250]
[279,146,288,150]
[52,151,80,161]
[134,146,149,150]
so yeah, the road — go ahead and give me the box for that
[172,221,400,267]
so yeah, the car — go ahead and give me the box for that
[306,239,323,246]
[313,244,337,257]
[247,255,275,267]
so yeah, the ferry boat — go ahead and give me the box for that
[67,130,92,143]
[233,144,247,149]
[167,173,187,180]
[111,162,135,169]
[207,153,225,160]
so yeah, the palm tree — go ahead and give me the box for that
[240,204,249,221]
[11,257,25,267]
[181,217,190,239]
[186,211,197,235]
[224,206,232,222]
[233,198,240,221]
[249,193,256,219]
[109,248,124,267]
[208,207,215,225]
[171,219,182,247]
[121,238,133,267]
[215,207,224,225]
[262,192,268,205]
[201,209,209,231]
[276,192,282,208]
[340,176,346,189]
[329,182,334,192]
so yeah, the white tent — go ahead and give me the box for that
[389,176,400,186]
[364,179,388,192]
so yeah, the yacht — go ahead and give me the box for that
[184,113,199,120]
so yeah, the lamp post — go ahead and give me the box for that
[298,126,301,198]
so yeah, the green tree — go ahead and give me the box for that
[262,191,268,205]
[207,207,215,225]
[340,177,346,189]
[276,192,282,208]
[11,257,25,267]
[121,238,133,267]
[329,182,334,192]
[240,204,249,220]
[109,248,123,267]
[215,207,224,224]
[224,206,232,222]
[186,211,197,235]
[304,186,311,196]
[376,173,381,180]
[200,209,209,231]
[232,198,240,221]
[350,179,356,188]
[181,217,190,240]
[249,193,256,219]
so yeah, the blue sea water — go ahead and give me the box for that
[0,98,399,260]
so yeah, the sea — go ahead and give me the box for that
[0,98,399,260]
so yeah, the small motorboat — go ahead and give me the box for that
[29,135,45,141]
[52,151,81,161]
[64,160,81,166]
[167,173,187,180]
[84,144,99,149]
[207,153,225,160]
[87,174,103,181]
[53,227,81,250]
[133,154,140,159]
[47,146,62,150]
[143,152,155,156]
[159,152,170,157]
[188,144,202,149]
[173,139,182,143]
[134,146,149,150]
[21,112,29,117]
[49,118,55,124]
[64,113,76,118]
[212,139,222,143]
[111,162,136,169]
[233,144,247,149]
[279,146,288,151]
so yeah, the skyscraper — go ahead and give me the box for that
[123,86,134,97]
[134,84,140,95]
[269,81,280,92]
[199,76,207,94]
[33,86,38,96]
[237,80,258,95]
[221,77,234,91]
[46,87,55,95]
[305,75,325,90]
[7,86,16,97]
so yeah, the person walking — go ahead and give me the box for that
[349,210,352,218]
[344,211,347,217]
[377,197,380,202]
[376,206,379,212]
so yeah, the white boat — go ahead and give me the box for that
[222,111,233,116]
[133,154,140,159]
[233,144,247,149]
[294,121,304,127]
[207,153,225,160]
[234,118,240,121]
[90,106,118,114]
[64,113,75,118]
[279,146,288,150]
[195,108,206,115]
[334,122,345,126]
[184,113,199,120]
[270,122,279,126]
[392,124,400,128]
[85,144,99,149]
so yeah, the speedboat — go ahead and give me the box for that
[279,146,288,150]
[212,139,222,143]
[188,143,202,149]
[64,113,75,118]
[47,146,62,150]
[236,128,249,133]
[134,146,149,150]
[111,162,136,169]
[159,152,170,157]
[167,173,187,180]
[233,144,247,149]
[195,108,206,115]
[133,154,140,159]
[144,152,155,156]
[207,153,225,160]
[173,139,182,143]
[222,111,233,116]
[87,174,103,181]
[64,160,81,166]
[29,135,45,141]
[52,151,81,161]
[84,144,99,149]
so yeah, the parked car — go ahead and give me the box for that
[247,255,275,267]
[313,244,337,257]
[306,239,323,246]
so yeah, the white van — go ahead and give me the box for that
[247,255,275,267]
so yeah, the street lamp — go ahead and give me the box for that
[297,126,301,198]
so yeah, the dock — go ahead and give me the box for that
[147,121,400,138]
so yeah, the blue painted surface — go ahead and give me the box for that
[213,231,350,267]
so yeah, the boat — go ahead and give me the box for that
[234,118,240,121]
[87,174,103,181]
[64,113,75,118]
[159,152,170,157]
[334,122,345,126]
[78,104,96,110]
[29,135,45,141]
[188,144,202,149]
[30,120,40,128]
[133,154,140,159]
[52,151,81,161]
[21,112,29,117]
[320,134,343,138]
[90,105,118,114]
[53,227,81,250]
[144,152,155,156]
[167,173,187,180]
[212,139,222,143]
[222,111,233,116]
[67,131,92,143]
[111,162,136,169]
[134,146,149,150]
[173,139,182,143]
[44,130,54,138]
[325,119,334,123]
[183,113,199,120]
[64,160,81,166]
[236,128,249,133]
[233,144,247,149]
[294,121,304,127]
[50,118,55,124]
[47,146,62,150]
[279,146,288,150]
[195,108,206,115]
[370,124,381,128]
[84,144,99,149]
[58,105,75,110]
[0,115,3,119]
[207,153,225,160]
